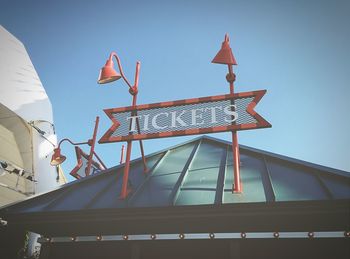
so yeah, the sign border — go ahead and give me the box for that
[99,90,271,143]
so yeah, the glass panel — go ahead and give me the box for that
[131,142,196,207]
[319,175,350,199]
[223,151,266,203]
[268,159,329,201]
[175,141,223,205]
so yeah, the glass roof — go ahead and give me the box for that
[2,136,349,214]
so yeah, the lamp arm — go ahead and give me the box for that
[57,138,89,149]
[134,61,140,90]
[109,52,133,89]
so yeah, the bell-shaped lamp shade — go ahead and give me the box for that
[97,59,122,84]
[50,148,67,166]
[212,34,237,65]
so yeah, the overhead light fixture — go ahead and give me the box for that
[212,34,237,65]
[49,118,106,178]
[97,58,122,84]
[50,147,66,166]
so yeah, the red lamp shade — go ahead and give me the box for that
[50,148,66,166]
[97,59,122,84]
[212,34,237,65]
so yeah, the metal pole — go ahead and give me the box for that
[228,65,242,193]
[107,57,148,198]
[120,140,132,199]
[120,93,137,199]
[119,145,125,164]
[137,122,148,173]
[93,151,107,170]
[86,116,99,176]
[120,61,147,198]
[133,61,148,174]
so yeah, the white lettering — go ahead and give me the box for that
[143,114,150,131]
[126,115,141,133]
[224,105,238,122]
[191,108,205,126]
[170,110,187,128]
[125,103,240,134]
[152,112,169,129]
[204,106,222,123]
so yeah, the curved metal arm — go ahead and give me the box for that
[109,52,140,94]
[109,52,133,89]
[57,138,89,149]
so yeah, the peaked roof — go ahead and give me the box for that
[1,135,349,215]
[1,136,349,236]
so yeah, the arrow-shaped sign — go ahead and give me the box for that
[99,90,271,143]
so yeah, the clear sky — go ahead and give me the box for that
[1,0,349,181]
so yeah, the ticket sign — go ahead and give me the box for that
[99,90,271,143]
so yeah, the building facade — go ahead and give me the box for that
[0,25,66,257]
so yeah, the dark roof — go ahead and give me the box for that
[1,135,349,214]
[1,136,349,236]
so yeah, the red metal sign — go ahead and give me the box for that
[99,90,271,143]
[70,147,104,179]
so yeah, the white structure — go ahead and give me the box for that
[0,25,66,255]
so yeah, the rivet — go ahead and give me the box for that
[344,231,350,238]
[150,234,156,240]
[123,235,129,240]
[179,233,185,239]
[273,232,279,238]
[308,232,314,238]
[96,235,102,241]
[241,232,246,238]
[209,233,215,239]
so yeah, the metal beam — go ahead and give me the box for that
[314,174,333,200]
[38,231,349,243]
[261,156,276,202]
[169,140,201,205]
[215,145,228,204]
[127,151,169,205]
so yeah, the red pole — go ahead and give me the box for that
[120,61,149,198]
[120,140,132,199]
[137,124,148,173]
[119,145,125,164]
[92,151,107,169]
[85,116,99,176]
[120,92,137,199]
[228,65,242,193]
[103,57,148,198]
[133,62,148,174]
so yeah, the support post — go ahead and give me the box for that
[227,64,242,193]
[120,145,125,164]
[85,116,99,176]
[137,120,148,174]
[120,140,132,199]
[120,92,137,199]
[133,61,148,174]
[120,61,148,198]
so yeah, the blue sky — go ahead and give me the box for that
[1,0,349,181]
